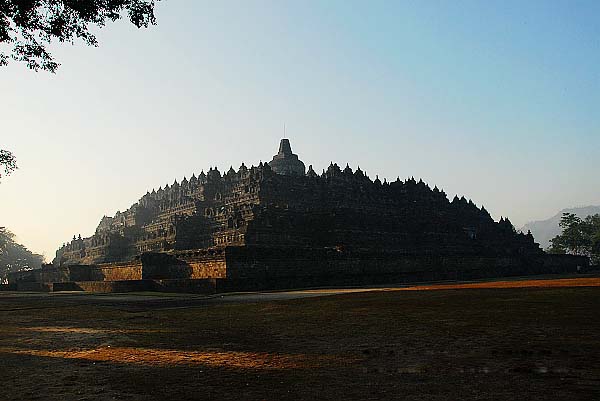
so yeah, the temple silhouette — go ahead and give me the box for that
[9,140,587,292]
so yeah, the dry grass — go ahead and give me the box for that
[393,276,600,291]
[0,276,599,400]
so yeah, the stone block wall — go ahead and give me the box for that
[68,262,143,281]
[16,282,54,292]
[7,245,590,294]
[222,246,583,291]
[141,250,226,280]
[182,250,227,279]
[153,279,217,294]
[39,266,70,283]
[53,280,151,293]
[97,261,143,281]
[52,279,217,294]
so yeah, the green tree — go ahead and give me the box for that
[549,212,600,265]
[0,149,17,182]
[0,227,44,281]
[583,214,600,265]
[1,0,159,72]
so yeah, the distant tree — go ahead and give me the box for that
[0,227,44,280]
[549,212,600,265]
[1,0,159,72]
[584,214,600,265]
[549,213,586,255]
[0,149,17,181]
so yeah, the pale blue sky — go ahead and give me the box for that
[1,0,599,260]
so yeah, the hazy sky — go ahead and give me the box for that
[1,0,599,260]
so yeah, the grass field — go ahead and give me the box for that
[0,277,599,400]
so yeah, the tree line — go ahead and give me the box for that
[549,213,600,265]
[0,227,44,282]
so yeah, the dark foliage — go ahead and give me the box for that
[0,0,158,72]
[549,212,600,264]
[0,226,44,280]
[0,149,17,181]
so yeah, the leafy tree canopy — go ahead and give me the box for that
[0,226,44,281]
[549,212,600,265]
[0,149,17,181]
[1,0,158,72]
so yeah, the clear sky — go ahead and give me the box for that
[1,0,599,261]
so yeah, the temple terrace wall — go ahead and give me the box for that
[222,247,589,291]
[7,246,589,294]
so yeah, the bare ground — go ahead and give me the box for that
[0,276,599,400]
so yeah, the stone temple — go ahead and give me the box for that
[269,139,305,175]
[8,139,587,292]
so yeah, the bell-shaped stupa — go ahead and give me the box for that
[268,139,306,176]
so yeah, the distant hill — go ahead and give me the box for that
[521,206,600,249]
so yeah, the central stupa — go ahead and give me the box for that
[268,139,306,175]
